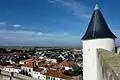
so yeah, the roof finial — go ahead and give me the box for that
[94,4,99,10]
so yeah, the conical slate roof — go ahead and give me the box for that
[81,5,117,40]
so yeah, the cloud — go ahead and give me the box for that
[83,14,91,19]
[0,29,81,46]
[0,22,6,26]
[13,24,21,28]
[48,0,91,21]
[63,32,70,35]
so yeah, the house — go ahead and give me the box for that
[4,65,21,73]
[56,60,79,70]
[32,68,46,80]
[19,58,34,65]
[19,60,25,64]
[44,70,72,80]
[45,58,57,63]
[58,55,65,60]
[21,61,36,76]
[21,57,46,77]
[0,52,28,64]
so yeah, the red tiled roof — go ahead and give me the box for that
[22,62,35,68]
[25,57,43,63]
[22,57,44,68]
[57,61,77,67]
[34,68,44,72]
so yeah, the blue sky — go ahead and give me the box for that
[0,0,120,47]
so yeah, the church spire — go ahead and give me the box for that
[81,5,117,40]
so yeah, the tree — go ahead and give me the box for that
[0,48,7,53]
[10,49,23,53]
[56,57,62,63]
[63,67,83,76]
[28,47,37,56]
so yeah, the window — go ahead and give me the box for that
[51,77,55,80]
[29,69,31,72]
[38,76,40,79]
[46,76,50,80]
[88,48,90,52]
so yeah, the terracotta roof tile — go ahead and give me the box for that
[22,62,35,68]
[57,61,77,67]
[34,68,44,72]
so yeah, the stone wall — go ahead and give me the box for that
[97,49,120,80]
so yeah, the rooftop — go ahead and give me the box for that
[44,70,72,80]
[81,5,117,40]
[34,68,44,72]
[57,60,78,67]
[22,64,33,68]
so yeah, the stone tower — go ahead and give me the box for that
[81,4,117,80]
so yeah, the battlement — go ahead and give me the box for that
[97,49,120,80]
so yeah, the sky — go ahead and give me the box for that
[0,0,120,47]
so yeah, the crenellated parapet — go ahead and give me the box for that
[97,49,120,80]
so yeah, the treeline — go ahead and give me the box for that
[0,48,24,53]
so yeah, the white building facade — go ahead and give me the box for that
[32,71,46,80]
[21,66,33,76]
[4,66,21,73]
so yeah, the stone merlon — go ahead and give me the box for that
[97,49,120,79]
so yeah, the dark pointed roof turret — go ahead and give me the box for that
[81,4,117,40]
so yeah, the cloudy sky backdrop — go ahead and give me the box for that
[0,0,120,47]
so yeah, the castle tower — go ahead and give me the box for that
[81,4,117,80]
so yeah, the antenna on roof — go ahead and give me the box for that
[94,4,99,10]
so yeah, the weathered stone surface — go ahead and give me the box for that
[97,49,120,80]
